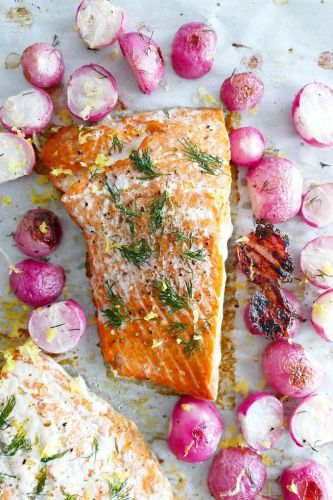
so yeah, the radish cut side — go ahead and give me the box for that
[300,236,333,289]
[281,460,333,500]
[311,289,333,341]
[21,43,64,88]
[0,132,35,184]
[300,183,333,228]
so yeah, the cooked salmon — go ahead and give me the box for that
[0,341,173,498]
[45,108,232,400]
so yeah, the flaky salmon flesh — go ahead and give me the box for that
[43,108,232,400]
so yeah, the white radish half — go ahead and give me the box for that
[76,0,126,49]
[237,392,284,451]
[28,299,87,354]
[289,395,333,449]
[300,183,333,228]
[311,289,333,341]
[300,236,333,289]
[292,83,333,147]
[0,132,35,184]
[0,88,53,136]
[67,64,118,121]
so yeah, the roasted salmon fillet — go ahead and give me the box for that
[0,341,173,498]
[44,108,232,399]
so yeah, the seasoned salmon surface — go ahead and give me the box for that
[0,342,173,498]
[51,108,231,399]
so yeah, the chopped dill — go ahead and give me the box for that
[106,179,137,236]
[0,395,16,431]
[176,231,207,263]
[89,167,103,179]
[179,138,226,176]
[41,449,70,463]
[306,195,320,205]
[155,280,189,314]
[130,149,164,180]
[149,192,168,233]
[52,34,60,47]
[33,466,47,495]
[167,321,187,334]
[111,135,123,153]
[108,478,133,500]
[0,472,16,484]
[114,437,119,454]
[102,281,128,329]
[316,268,333,279]
[64,495,77,500]
[260,180,275,193]
[185,280,193,300]
[1,431,32,456]
[118,239,153,268]
[91,64,107,79]
[182,333,202,357]
[92,436,99,460]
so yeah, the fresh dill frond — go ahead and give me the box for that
[106,179,137,235]
[111,135,123,153]
[175,230,207,263]
[0,472,16,484]
[179,138,226,176]
[149,192,168,233]
[91,64,107,79]
[108,478,133,500]
[182,333,202,357]
[1,430,32,456]
[167,321,187,334]
[0,395,16,431]
[118,239,153,268]
[92,436,99,460]
[183,247,207,261]
[155,280,189,314]
[102,281,128,328]
[41,449,70,463]
[52,34,60,47]
[114,437,119,454]
[33,466,47,495]
[64,495,77,500]
[185,280,193,300]
[130,149,164,180]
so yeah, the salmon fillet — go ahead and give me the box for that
[46,108,232,399]
[0,341,173,498]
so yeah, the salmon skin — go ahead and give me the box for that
[44,108,232,400]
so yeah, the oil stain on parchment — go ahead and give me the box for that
[6,7,33,27]
[318,51,333,70]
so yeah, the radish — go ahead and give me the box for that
[292,83,333,147]
[21,42,64,88]
[311,289,333,341]
[167,395,223,463]
[207,447,266,500]
[300,236,333,289]
[171,22,217,79]
[289,395,333,449]
[300,183,333,228]
[14,208,62,258]
[237,392,284,451]
[262,340,324,398]
[67,64,118,121]
[220,72,264,112]
[229,126,265,167]
[118,32,165,94]
[281,460,333,500]
[76,0,126,49]
[28,300,86,354]
[0,88,53,136]
[246,157,303,223]
[0,132,35,184]
[9,258,65,307]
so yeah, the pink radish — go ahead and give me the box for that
[237,392,284,451]
[76,0,126,49]
[67,64,118,121]
[118,32,165,94]
[220,72,264,112]
[171,22,217,79]
[229,126,265,167]
[292,83,333,147]
[262,340,324,398]
[300,236,333,289]
[21,42,64,88]
[0,132,35,184]
[300,183,333,228]
[28,300,86,353]
[207,447,266,500]
[0,88,53,136]
[167,395,223,463]
[311,289,333,341]
[246,157,303,223]
[289,395,333,449]
[281,460,333,500]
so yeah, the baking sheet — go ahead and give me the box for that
[1,0,333,497]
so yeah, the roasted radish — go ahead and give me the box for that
[220,72,264,112]
[311,289,333,341]
[229,126,265,167]
[300,236,333,289]
[300,183,333,228]
[0,132,35,184]
[281,460,333,500]
[21,42,64,88]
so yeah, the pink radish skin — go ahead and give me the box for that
[229,127,265,167]
[238,392,284,451]
[220,72,264,112]
[262,340,324,398]
[0,132,35,184]
[311,289,333,341]
[76,0,126,49]
[21,43,64,88]
[167,395,223,463]
[300,236,333,289]
[300,183,333,228]
[292,83,333,147]
[118,32,165,94]
[28,300,86,354]
[281,460,333,500]
[207,447,266,500]
[9,259,65,307]
[0,88,53,136]
[246,157,303,223]
[171,22,217,79]
[14,208,62,258]
[289,395,333,449]
[67,64,118,121]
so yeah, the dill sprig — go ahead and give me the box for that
[130,149,164,180]
[176,231,207,263]
[1,431,32,457]
[102,281,128,329]
[167,321,187,334]
[179,138,226,176]
[182,333,202,357]
[41,449,70,463]
[0,395,16,431]
[106,180,137,236]
[316,268,333,279]
[118,239,153,268]
[91,436,99,460]
[149,192,168,233]
[111,135,123,153]
[114,437,119,454]
[185,280,193,300]
[109,478,133,500]
[33,467,47,495]
[64,495,77,500]
[0,472,16,484]
[155,280,189,314]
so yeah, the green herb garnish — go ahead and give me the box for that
[185,280,193,300]
[0,472,16,484]
[114,437,119,454]
[167,321,187,334]
[111,135,123,153]
[109,478,133,500]
[182,333,202,357]
[0,395,16,431]
[91,64,107,79]
[91,436,99,460]
[149,192,168,233]
[1,430,32,456]
[33,467,47,495]
[118,239,153,268]
[106,180,138,236]
[176,231,206,263]
[41,449,70,463]
[155,280,189,314]
[130,149,164,180]
[64,495,77,500]
[102,281,128,329]
[52,34,60,47]
[179,138,226,176]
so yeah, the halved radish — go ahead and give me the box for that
[311,289,333,341]
[237,392,284,451]
[300,236,333,289]
[67,64,118,121]
[28,299,87,353]
[281,460,333,500]
[292,83,333,147]
[300,183,333,228]
[289,395,333,449]
[0,88,53,136]
[21,42,64,89]
[0,132,35,184]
